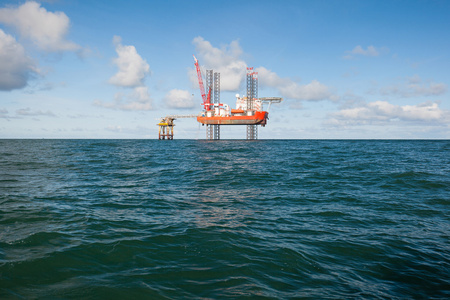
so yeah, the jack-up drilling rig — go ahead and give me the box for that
[158,56,282,140]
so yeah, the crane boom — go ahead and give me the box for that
[193,55,211,111]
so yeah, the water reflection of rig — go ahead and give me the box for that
[158,56,282,140]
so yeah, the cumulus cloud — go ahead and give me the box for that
[0,29,38,91]
[257,66,333,101]
[99,36,152,110]
[164,89,196,109]
[123,86,152,110]
[109,36,150,88]
[93,86,152,111]
[192,36,247,91]
[379,75,447,98]
[343,45,386,60]
[0,1,80,52]
[191,37,333,105]
[328,100,449,126]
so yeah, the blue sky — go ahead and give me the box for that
[1,0,449,139]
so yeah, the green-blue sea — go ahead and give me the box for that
[1,139,449,299]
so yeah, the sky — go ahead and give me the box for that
[0,0,449,139]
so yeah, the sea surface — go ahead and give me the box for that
[1,139,449,299]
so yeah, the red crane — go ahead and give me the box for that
[193,55,211,111]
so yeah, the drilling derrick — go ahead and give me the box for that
[204,71,221,140]
[246,68,258,140]
[213,72,220,140]
[206,69,214,140]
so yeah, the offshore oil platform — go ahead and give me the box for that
[158,56,282,140]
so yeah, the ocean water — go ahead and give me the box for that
[1,139,449,299]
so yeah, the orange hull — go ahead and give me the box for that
[197,111,268,126]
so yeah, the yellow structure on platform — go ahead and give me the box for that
[158,118,174,140]
[157,115,196,140]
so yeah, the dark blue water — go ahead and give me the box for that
[1,140,449,299]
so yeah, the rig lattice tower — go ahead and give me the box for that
[246,68,258,140]
[213,72,220,140]
[205,69,221,140]
[206,69,214,140]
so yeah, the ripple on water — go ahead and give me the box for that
[1,139,449,299]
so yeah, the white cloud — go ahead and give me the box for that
[100,36,152,111]
[329,100,449,125]
[256,66,285,87]
[16,107,56,117]
[0,29,38,91]
[379,75,447,97]
[123,86,152,110]
[343,45,386,60]
[0,1,80,52]
[191,37,333,104]
[351,45,379,56]
[109,36,150,88]
[0,108,8,118]
[164,89,196,109]
[257,66,333,101]
[104,125,150,136]
[400,101,445,121]
[192,36,247,91]
[105,125,122,133]
[93,86,152,111]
